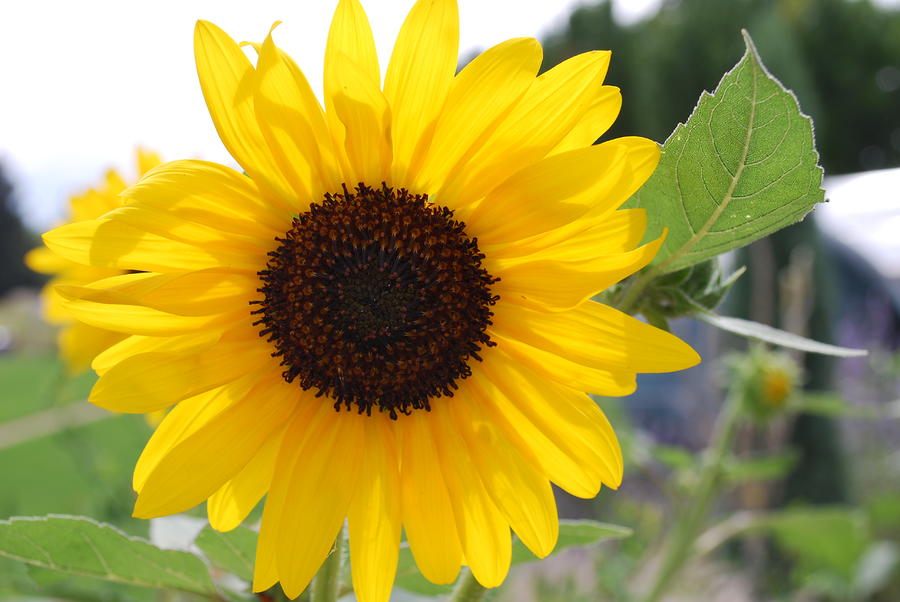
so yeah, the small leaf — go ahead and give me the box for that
[393,520,632,595]
[722,450,798,485]
[790,393,880,418]
[695,312,868,357]
[0,515,217,597]
[763,507,869,580]
[510,520,632,566]
[653,444,696,470]
[628,30,824,273]
[194,524,257,583]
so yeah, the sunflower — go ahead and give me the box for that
[26,149,161,373]
[42,0,699,600]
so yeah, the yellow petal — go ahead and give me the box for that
[490,331,636,396]
[24,246,68,274]
[398,413,463,584]
[440,50,610,205]
[484,208,647,262]
[134,374,296,518]
[467,371,600,498]
[92,331,220,375]
[255,32,342,201]
[430,403,511,588]
[40,280,71,324]
[492,300,701,373]
[69,188,118,223]
[464,137,659,245]
[208,428,283,531]
[330,54,393,184]
[490,233,664,311]
[90,339,273,413]
[57,322,125,375]
[251,394,323,595]
[323,0,379,181]
[549,85,622,155]
[43,219,260,273]
[384,0,458,182]
[449,384,558,558]
[133,374,259,492]
[324,0,380,94]
[105,203,269,256]
[136,148,163,175]
[253,537,279,593]
[123,159,287,238]
[194,20,297,205]
[59,270,257,317]
[347,418,401,602]
[411,38,542,192]
[472,350,622,494]
[267,405,366,598]
[56,285,245,336]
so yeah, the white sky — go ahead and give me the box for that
[819,168,900,278]
[0,0,662,230]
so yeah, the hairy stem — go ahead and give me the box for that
[614,267,661,316]
[449,569,489,602]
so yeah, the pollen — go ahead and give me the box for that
[253,183,498,419]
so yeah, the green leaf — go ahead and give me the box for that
[393,520,632,596]
[695,312,868,357]
[510,520,632,566]
[628,30,824,274]
[652,444,696,470]
[0,515,217,598]
[722,450,798,485]
[763,507,869,580]
[194,524,257,583]
[790,393,880,418]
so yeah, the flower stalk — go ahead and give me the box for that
[639,389,744,602]
[449,569,489,602]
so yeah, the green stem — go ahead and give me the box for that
[311,528,344,602]
[614,267,660,316]
[449,568,489,602]
[640,392,743,602]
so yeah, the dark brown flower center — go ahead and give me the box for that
[253,183,498,419]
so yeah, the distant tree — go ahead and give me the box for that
[0,163,43,296]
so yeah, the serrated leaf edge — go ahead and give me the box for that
[0,514,220,599]
[652,29,824,275]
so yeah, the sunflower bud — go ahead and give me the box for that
[727,346,801,420]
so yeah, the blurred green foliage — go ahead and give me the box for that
[0,355,149,533]
[0,355,153,599]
